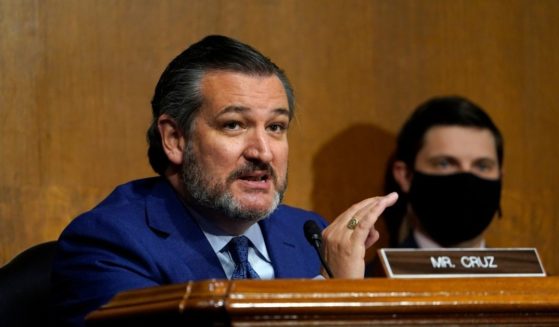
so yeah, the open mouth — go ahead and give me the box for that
[239,172,270,183]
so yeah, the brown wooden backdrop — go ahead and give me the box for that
[1,0,558,275]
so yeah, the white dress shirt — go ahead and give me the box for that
[187,206,275,279]
[413,229,486,249]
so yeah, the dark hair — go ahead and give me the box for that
[384,95,504,245]
[147,35,295,175]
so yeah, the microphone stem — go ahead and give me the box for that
[314,240,334,278]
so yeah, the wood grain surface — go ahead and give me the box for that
[87,277,559,326]
[1,0,558,275]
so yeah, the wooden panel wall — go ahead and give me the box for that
[1,0,558,275]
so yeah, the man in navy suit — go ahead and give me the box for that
[51,35,397,326]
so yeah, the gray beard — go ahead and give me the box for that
[181,142,286,223]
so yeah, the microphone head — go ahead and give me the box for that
[304,220,323,246]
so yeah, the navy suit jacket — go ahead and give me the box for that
[51,177,327,326]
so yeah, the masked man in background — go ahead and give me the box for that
[372,96,503,256]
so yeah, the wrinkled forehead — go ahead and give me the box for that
[199,71,290,117]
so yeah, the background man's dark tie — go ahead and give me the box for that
[228,236,261,279]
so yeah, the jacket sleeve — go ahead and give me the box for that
[50,211,163,327]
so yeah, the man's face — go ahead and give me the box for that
[414,125,500,179]
[182,71,289,222]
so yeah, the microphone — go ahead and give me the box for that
[304,220,334,278]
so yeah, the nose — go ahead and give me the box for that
[460,161,476,173]
[458,164,470,173]
[458,162,481,176]
[243,128,273,163]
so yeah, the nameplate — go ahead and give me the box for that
[378,248,546,278]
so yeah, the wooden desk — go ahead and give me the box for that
[87,277,559,326]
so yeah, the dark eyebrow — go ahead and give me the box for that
[474,157,498,165]
[272,108,290,117]
[216,106,290,118]
[428,155,457,162]
[218,106,248,116]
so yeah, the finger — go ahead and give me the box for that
[349,192,398,243]
[321,193,398,246]
[364,229,379,248]
[345,192,398,221]
[351,192,398,229]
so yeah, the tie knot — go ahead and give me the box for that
[227,236,261,279]
[228,236,251,265]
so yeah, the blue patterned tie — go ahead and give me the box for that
[228,236,260,279]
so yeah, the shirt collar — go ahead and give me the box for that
[186,205,271,262]
[413,229,486,248]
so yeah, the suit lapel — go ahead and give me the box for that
[144,179,226,280]
[260,210,307,278]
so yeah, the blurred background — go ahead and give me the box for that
[1,0,558,274]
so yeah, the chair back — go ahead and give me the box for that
[0,241,58,327]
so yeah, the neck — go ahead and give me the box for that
[185,201,255,236]
[415,228,485,248]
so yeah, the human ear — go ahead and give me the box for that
[157,114,185,166]
[393,160,413,193]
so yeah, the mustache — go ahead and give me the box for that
[227,161,277,183]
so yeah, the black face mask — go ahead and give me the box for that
[408,171,501,247]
